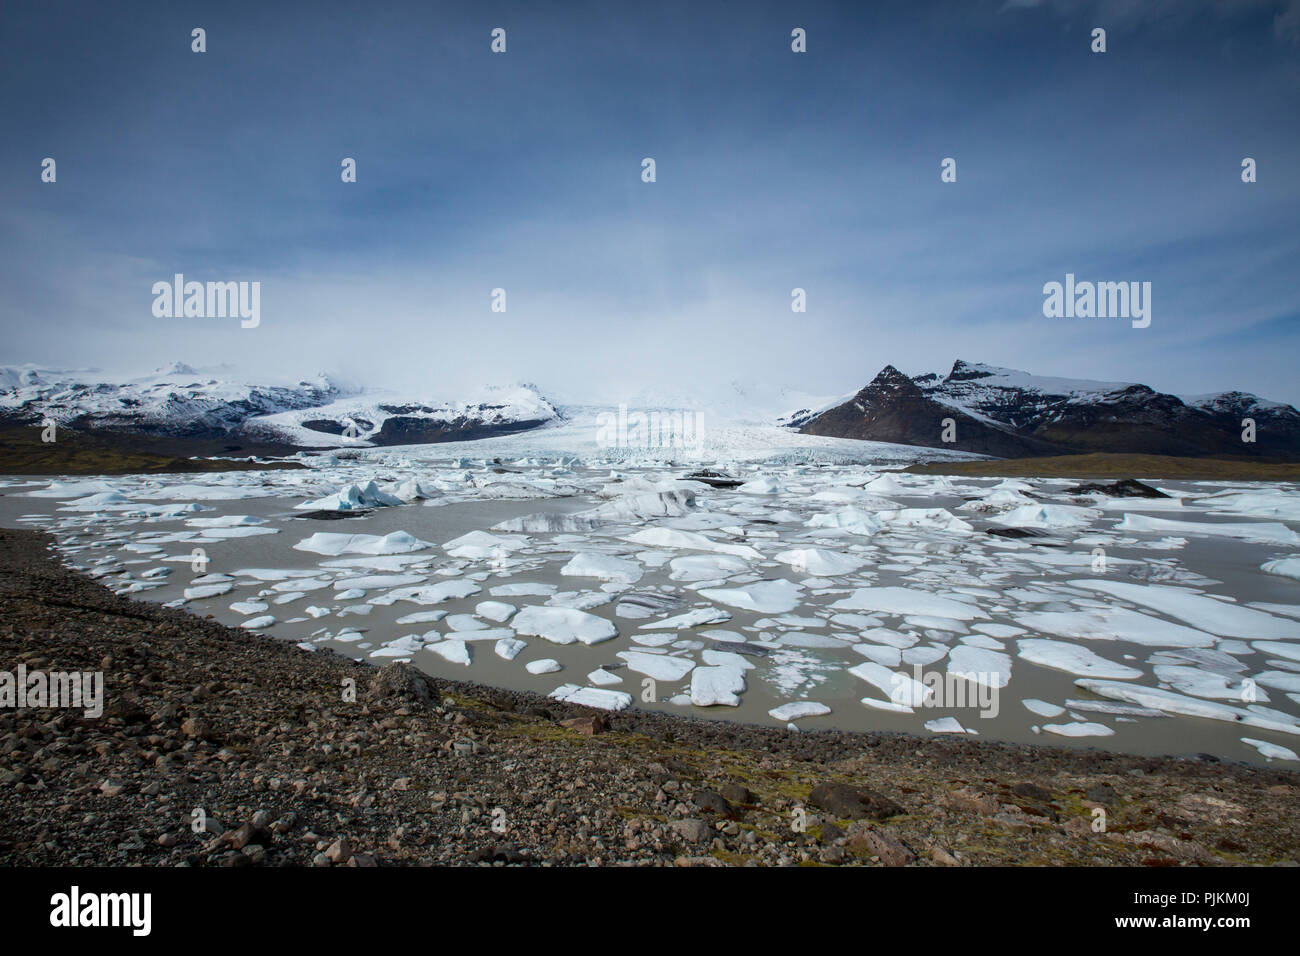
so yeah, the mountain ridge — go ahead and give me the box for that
[2,360,1295,459]
[796,360,1300,460]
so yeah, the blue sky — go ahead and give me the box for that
[2,0,1298,405]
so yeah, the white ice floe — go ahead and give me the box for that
[294,531,431,556]
[230,600,269,615]
[494,637,526,660]
[1252,641,1300,663]
[946,645,1012,688]
[668,554,750,581]
[992,503,1099,530]
[769,701,830,721]
[560,552,643,584]
[548,684,633,711]
[1023,698,1066,718]
[1015,607,1216,648]
[698,578,804,614]
[1076,679,1300,736]
[832,586,986,621]
[805,507,885,536]
[512,606,618,645]
[186,514,267,528]
[374,580,481,605]
[442,530,530,559]
[616,650,695,681]
[1261,557,1300,581]
[848,661,932,707]
[1240,738,1299,762]
[426,639,471,665]
[1016,638,1142,679]
[183,582,233,600]
[623,527,762,560]
[1041,721,1114,738]
[1115,513,1300,545]
[1071,580,1298,639]
[924,716,970,734]
[773,548,864,576]
[526,658,562,675]
[738,476,783,494]
[475,600,516,622]
[638,607,731,630]
[690,665,748,706]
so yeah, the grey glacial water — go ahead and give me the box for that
[2,466,1298,768]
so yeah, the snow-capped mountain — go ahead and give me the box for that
[245,383,561,447]
[3,359,1296,460]
[0,366,561,449]
[0,364,340,440]
[796,360,1300,459]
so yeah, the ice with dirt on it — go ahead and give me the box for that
[878,508,974,533]
[638,607,731,630]
[512,605,618,645]
[294,531,431,556]
[296,479,404,512]
[1241,738,1299,762]
[1016,638,1143,679]
[1262,557,1300,581]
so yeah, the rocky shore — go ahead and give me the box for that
[1,528,1297,867]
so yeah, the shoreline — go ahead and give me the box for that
[2,527,1297,867]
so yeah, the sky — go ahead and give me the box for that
[2,0,1298,407]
